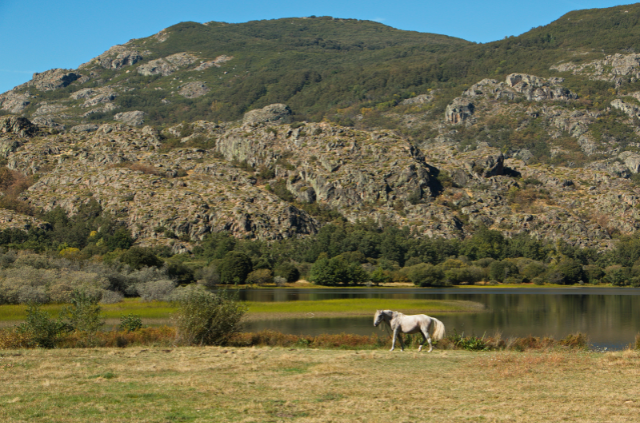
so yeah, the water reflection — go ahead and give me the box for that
[240,288,640,350]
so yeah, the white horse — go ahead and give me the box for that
[373,309,446,352]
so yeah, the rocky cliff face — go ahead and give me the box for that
[0,108,637,252]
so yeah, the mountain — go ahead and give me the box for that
[3,5,640,253]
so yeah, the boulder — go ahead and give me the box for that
[178,82,209,98]
[619,151,640,173]
[400,94,432,105]
[445,98,474,124]
[30,69,83,91]
[71,124,99,133]
[0,91,31,113]
[114,111,145,126]
[0,116,37,137]
[243,104,292,125]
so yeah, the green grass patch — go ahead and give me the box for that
[0,298,478,323]
[244,298,480,314]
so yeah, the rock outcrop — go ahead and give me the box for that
[0,116,37,137]
[114,111,145,126]
[137,53,199,76]
[178,82,209,98]
[243,104,292,125]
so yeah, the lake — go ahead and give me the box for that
[240,287,640,351]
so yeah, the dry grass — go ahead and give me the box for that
[1,346,639,422]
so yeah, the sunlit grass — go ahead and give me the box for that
[0,298,479,322]
[244,298,481,314]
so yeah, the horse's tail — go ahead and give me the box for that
[431,317,446,341]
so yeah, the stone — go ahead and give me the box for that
[178,82,209,98]
[400,94,432,105]
[0,116,37,137]
[619,151,640,173]
[445,98,474,124]
[30,69,83,91]
[0,91,31,113]
[137,53,198,77]
[243,104,292,125]
[194,55,233,70]
[71,124,99,133]
[114,111,145,126]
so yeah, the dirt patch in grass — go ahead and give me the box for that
[0,347,639,422]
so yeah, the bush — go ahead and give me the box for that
[100,290,124,304]
[174,288,247,346]
[246,268,273,285]
[195,264,220,288]
[118,314,144,332]
[553,259,585,285]
[136,280,176,301]
[404,263,447,287]
[274,262,300,282]
[489,260,519,282]
[309,256,366,286]
[119,247,163,269]
[61,290,104,333]
[16,303,70,348]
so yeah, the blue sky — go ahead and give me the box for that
[0,0,636,93]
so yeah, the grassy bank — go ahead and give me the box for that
[1,346,639,422]
[0,298,482,324]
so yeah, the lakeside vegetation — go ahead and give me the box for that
[1,197,640,308]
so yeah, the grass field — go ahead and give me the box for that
[0,298,481,325]
[0,346,639,422]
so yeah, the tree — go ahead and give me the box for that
[461,226,505,260]
[489,260,519,282]
[404,263,446,287]
[219,251,253,284]
[119,247,163,270]
[274,262,300,282]
[554,259,584,285]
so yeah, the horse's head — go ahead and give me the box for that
[373,310,388,327]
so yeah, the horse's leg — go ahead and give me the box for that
[397,332,405,352]
[390,328,397,351]
[419,329,427,352]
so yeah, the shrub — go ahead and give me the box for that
[119,247,163,270]
[100,290,124,304]
[16,303,70,348]
[61,290,104,333]
[404,263,447,287]
[136,280,176,301]
[522,262,546,281]
[489,260,519,282]
[309,256,366,285]
[174,288,247,346]
[274,262,300,282]
[118,314,144,332]
[604,265,631,286]
[553,259,585,285]
[583,265,605,284]
[246,268,273,285]
[274,276,287,287]
[195,264,220,288]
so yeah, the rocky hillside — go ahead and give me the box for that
[3,5,640,252]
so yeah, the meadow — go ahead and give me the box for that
[0,346,639,422]
[0,298,481,326]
